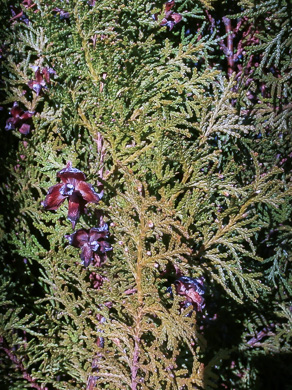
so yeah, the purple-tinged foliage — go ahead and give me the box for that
[52,7,70,20]
[9,1,36,24]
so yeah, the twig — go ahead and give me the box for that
[222,17,234,77]
[131,310,142,390]
[247,326,275,347]
[0,337,48,390]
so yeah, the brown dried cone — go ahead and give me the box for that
[65,224,112,267]
[42,162,103,228]
[152,0,182,31]
[5,102,35,134]
[161,0,182,30]
[175,276,205,312]
[28,66,55,95]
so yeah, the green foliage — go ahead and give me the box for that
[0,0,291,389]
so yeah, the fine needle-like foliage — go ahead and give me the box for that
[0,0,291,389]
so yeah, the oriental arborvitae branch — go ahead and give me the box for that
[74,6,100,85]
[192,198,254,259]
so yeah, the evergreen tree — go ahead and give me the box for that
[0,0,291,389]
